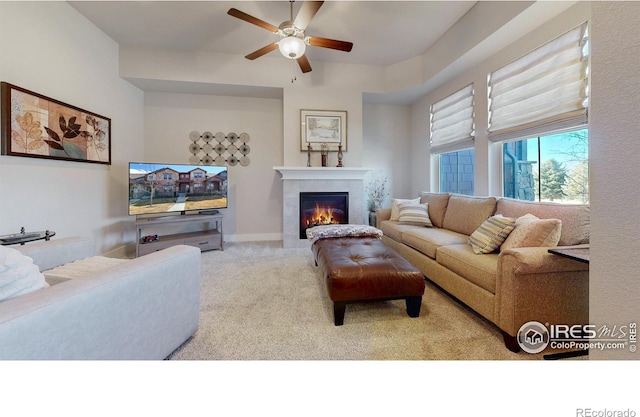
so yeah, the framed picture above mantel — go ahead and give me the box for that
[1,82,111,165]
[300,109,347,152]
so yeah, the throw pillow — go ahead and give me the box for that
[442,195,498,236]
[398,203,433,227]
[419,192,450,228]
[468,215,516,254]
[0,246,49,302]
[500,213,562,251]
[389,197,420,221]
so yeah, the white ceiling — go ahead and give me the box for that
[69,1,477,68]
[67,1,578,103]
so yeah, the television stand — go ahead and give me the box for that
[135,213,223,257]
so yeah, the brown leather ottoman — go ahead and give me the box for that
[311,236,426,325]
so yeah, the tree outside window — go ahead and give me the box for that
[503,129,588,204]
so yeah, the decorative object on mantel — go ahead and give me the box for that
[300,109,347,152]
[1,82,111,165]
[336,145,343,167]
[188,130,251,166]
[306,144,312,167]
[365,171,389,226]
[320,143,328,167]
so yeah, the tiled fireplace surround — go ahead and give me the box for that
[274,167,371,249]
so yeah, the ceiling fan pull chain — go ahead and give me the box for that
[291,58,297,83]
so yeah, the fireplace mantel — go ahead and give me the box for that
[273,166,371,180]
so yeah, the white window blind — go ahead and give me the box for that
[430,84,475,154]
[488,22,588,142]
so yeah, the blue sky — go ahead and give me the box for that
[130,162,226,175]
[526,129,588,170]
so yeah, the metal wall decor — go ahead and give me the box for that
[188,130,251,167]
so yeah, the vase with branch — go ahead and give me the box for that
[365,172,389,226]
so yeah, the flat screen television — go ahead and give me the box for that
[129,162,228,216]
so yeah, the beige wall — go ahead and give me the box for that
[589,1,640,360]
[142,92,283,242]
[362,102,413,205]
[0,2,144,254]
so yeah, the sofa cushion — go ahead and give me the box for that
[43,256,130,285]
[0,246,49,302]
[398,203,433,227]
[419,192,450,228]
[436,244,498,294]
[401,228,469,259]
[495,198,589,245]
[378,220,423,242]
[389,197,420,221]
[500,213,562,250]
[442,195,497,236]
[468,215,516,254]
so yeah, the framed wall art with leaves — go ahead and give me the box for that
[1,82,111,165]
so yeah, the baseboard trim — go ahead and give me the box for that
[224,233,283,243]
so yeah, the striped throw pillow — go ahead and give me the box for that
[398,203,433,227]
[468,214,516,254]
[390,198,420,221]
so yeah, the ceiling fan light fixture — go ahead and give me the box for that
[278,35,306,59]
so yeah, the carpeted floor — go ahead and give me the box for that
[168,241,570,360]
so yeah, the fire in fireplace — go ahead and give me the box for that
[299,192,349,239]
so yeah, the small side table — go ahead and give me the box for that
[544,245,589,360]
[0,228,56,246]
[548,246,589,263]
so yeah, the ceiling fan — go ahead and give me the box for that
[227,1,353,73]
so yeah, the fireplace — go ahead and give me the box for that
[274,167,370,248]
[299,192,349,239]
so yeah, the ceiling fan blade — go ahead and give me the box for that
[293,1,324,30]
[245,43,279,60]
[297,55,312,73]
[308,36,353,52]
[228,8,278,33]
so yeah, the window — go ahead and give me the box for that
[503,129,588,203]
[489,23,589,203]
[440,149,474,196]
[163,173,173,180]
[430,85,475,195]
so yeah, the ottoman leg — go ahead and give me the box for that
[333,302,346,326]
[406,296,422,318]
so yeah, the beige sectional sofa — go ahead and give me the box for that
[376,193,589,352]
